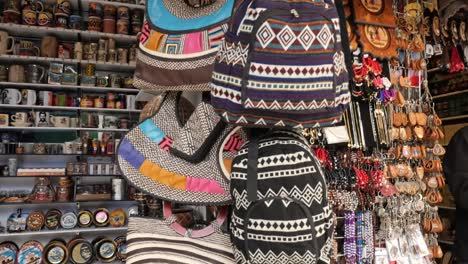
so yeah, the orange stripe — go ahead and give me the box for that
[139,160,187,190]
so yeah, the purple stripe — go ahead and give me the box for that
[118,138,145,168]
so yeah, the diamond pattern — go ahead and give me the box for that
[298,26,315,50]
[257,22,275,48]
[317,24,333,49]
[277,25,296,50]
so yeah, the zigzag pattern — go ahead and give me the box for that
[248,249,317,264]
[244,98,335,111]
[217,41,249,66]
[232,183,323,209]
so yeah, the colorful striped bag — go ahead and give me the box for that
[210,0,351,128]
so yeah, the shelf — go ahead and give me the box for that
[0,55,135,72]
[0,82,139,93]
[0,174,121,178]
[0,153,115,157]
[0,226,128,238]
[0,200,135,206]
[440,114,468,122]
[0,23,137,45]
[438,205,456,210]
[438,239,455,245]
[432,90,468,99]
[0,104,141,113]
[0,126,129,132]
[81,0,145,10]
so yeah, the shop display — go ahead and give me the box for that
[0,241,18,264]
[43,239,68,264]
[17,240,43,264]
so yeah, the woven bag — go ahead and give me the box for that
[134,0,235,92]
[117,92,248,205]
[126,203,235,264]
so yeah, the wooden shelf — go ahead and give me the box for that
[81,0,144,10]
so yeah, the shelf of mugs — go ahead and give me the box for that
[0,226,128,237]
[0,199,135,206]
[0,104,142,113]
[0,54,136,71]
[0,23,138,44]
[0,126,129,132]
[0,82,139,93]
[81,0,145,10]
[0,174,122,178]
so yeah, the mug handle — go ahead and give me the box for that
[33,47,41,57]
[31,91,37,105]
[14,90,22,104]
[50,116,56,125]
[38,67,45,82]
[6,37,15,53]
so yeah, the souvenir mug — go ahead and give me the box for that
[21,89,37,105]
[131,21,141,35]
[87,16,102,31]
[54,0,72,17]
[0,31,15,55]
[0,66,8,82]
[97,49,107,62]
[26,64,46,83]
[108,49,117,62]
[103,18,116,34]
[18,40,40,56]
[123,76,133,88]
[8,65,25,83]
[88,2,103,17]
[3,10,21,24]
[34,111,50,126]
[50,116,70,127]
[39,91,53,106]
[96,76,109,87]
[40,36,58,58]
[11,112,30,124]
[55,14,68,28]
[74,42,83,60]
[22,8,37,25]
[117,6,129,20]
[37,11,53,27]
[109,74,121,88]
[108,38,116,50]
[104,116,118,128]
[103,5,117,18]
[2,88,22,105]
[84,63,96,76]
[70,117,79,127]
[55,93,67,106]
[116,19,129,35]
[125,95,135,110]
[0,114,9,127]
[69,15,82,30]
[117,48,127,64]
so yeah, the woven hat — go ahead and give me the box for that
[134,0,234,92]
[117,92,248,205]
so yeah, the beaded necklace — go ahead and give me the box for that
[356,212,365,263]
[364,211,375,263]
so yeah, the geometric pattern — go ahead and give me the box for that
[319,237,333,263]
[232,151,312,169]
[248,63,334,78]
[256,21,335,51]
[248,250,317,264]
[231,165,317,180]
[217,41,249,66]
[247,218,312,232]
[244,98,335,111]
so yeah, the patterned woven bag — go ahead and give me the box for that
[134,0,235,91]
[210,0,351,128]
[126,203,235,264]
[117,92,248,205]
[230,130,334,263]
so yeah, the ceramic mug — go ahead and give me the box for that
[0,114,9,127]
[18,40,40,56]
[107,49,117,62]
[50,116,70,127]
[63,141,74,154]
[109,74,121,88]
[0,66,8,82]
[0,31,15,55]
[87,16,102,32]
[11,112,30,124]
[21,89,36,105]
[116,19,129,35]
[22,9,37,25]
[104,115,118,128]
[40,36,58,58]
[126,95,136,110]
[102,18,116,34]
[117,6,129,20]
[38,91,53,106]
[69,15,82,30]
[55,93,67,106]
[3,10,21,24]
[70,117,79,127]
[37,11,54,27]
[2,88,22,105]
[55,14,68,28]
[8,65,25,83]
[96,76,109,87]
[117,48,127,64]
[34,111,50,127]
[26,64,46,83]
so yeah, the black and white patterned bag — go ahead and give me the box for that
[230,130,334,264]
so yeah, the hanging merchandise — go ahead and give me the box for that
[126,202,235,263]
[230,130,334,264]
[133,0,234,91]
[118,92,248,205]
[210,0,351,128]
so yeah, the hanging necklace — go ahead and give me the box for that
[344,211,357,264]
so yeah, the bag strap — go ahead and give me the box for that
[242,196,320,262]
[162,201,228,238]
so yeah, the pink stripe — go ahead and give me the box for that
[186,177,225,194]
[182,32,203,54]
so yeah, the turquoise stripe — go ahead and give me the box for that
[139,119,165,144]
[147,0,234,32]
